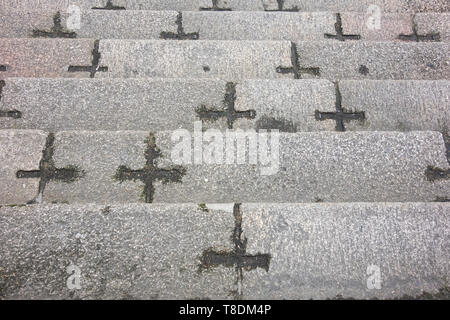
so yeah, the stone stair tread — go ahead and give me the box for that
[3,10,448,42]
[0,78,448,132]
[1,130,448,205]
[0,202,448,299]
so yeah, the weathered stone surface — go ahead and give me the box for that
[0,9,179,40]
[340,13,413,41]
[0,204,235,299]
[241,203,450,299]
[295,41,450,80]
[183,11,336,41]
[0,39,94,79]
[415,13,450,42]
[36,131,450,204]
[0,78,336,131]
[0,130,46,205]
[4,0,448,12]
[339,80,450,132]
[98,40,292,80]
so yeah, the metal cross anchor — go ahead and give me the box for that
[68,40,108,78]
[92,0,126,10]
[276,42,320,79]
[114,133,186,203]
[0,80,22,119]
[315,82,365,132]
[199,204,271,299]
[160,12,199,40]
[16,133,84,204]
[324,13,361,41]
[200,0,232,11]
[195,82,256,129]
[32,12,77,38]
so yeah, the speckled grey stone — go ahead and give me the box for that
[38,131,450,203]
[0,39,94,79]
[240,203,450,299]
[415,13,450,42]
[339,80,450,132]
[295,41,450,80]
[340,13,413,41]
[0,204,235,300]
[3,0,448,12]
[0,130,46,205]
[98,40,292,80]
[0,78,226,131]
[183,11,336,41]
[0,9,178,39]
[0,78,336,132]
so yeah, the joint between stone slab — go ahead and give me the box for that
[315,82,366,132]
[324,13,361,41]
[0,80,22,119]
[200,0,232,11]
[195,82,256,129]
[92,0,126,10]
[32,12,77,39]
[16,133,85,204]
[68,40,108,78]
[114,133,186,203]
[160,12,199,40]
[264,0,299,12]
[198,204,271,300]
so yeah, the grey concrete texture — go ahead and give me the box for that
[0,78,336,132]
[3,0,448,12]
[0,39,94,79]
[98,40,292,80]
[295,41,450,80]
[241,203,450,299]
[24,131,450,204]
[340,13,413,41]
[339,80,450,132]
[415,13,450,42]
[0,9,179,40]
[0,130,46,205]
[183,11,336,41]
[0,204,235,299]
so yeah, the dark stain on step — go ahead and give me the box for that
[114,133,186,203]
[256,116,298,133]
[92,0,126,10]
[16,133,85,204]
[0,80,22,119]
[359,65,369,75]
[32,12,77,38]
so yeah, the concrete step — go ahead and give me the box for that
[1,78,448,132]
[6,0,449,13]
[3,10,448,42]
[0,203,448,299]
[1,130,448,205]
[1,39,448,80]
